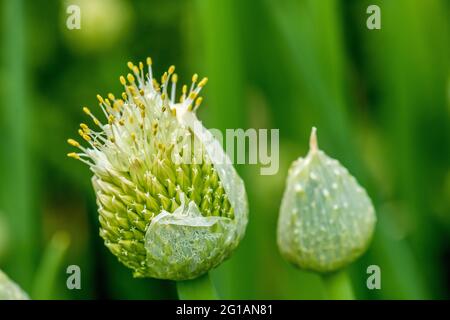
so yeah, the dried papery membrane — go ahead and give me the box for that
[0,270,29,300]
[277,128,376,273]
[69,60,248,280]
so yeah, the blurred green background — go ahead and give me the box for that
[0,0,449,299]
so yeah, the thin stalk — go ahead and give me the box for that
[31,232,70,299]
[176,273,218,300]
[322,269,355,300]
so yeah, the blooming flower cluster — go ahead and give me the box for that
[68,58,248,280]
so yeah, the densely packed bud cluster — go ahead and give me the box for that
[68,58,248,280]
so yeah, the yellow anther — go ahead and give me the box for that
[104,98,111,106]
[113,101,121,111]
[93,118,100,126]
[119,76,126,86]
[108,93,115,101]
[78,129,85,137]
[127,73,135,83]
[67,152,80,159]
[67,139,80,148]
[83,107,91,115]
[122,92,127,100]
[161,72,168,84]
[127,61,134,70]
[161,93,166,101]
[198,77,208,87]
[133,97,141,105]
[146,57,152,66]
[119,119,125,126]
[139,89,144,96]
[128,86,136,95]
[172,74,178,83]
[195,97,203,107]
[108,115,115,123]
[189,92,197,100]
[192,73,198,83]
[82,134,91,142]
[151,121,158,135]
[133,66,139,74]
[182,85,188,94]
[168,65,175,74]
[131,133,136,141]
[139,62,144,70]
[110,137,116,143]
[80,123,89,131]
[96,94,104,103]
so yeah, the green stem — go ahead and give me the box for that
[31,232,70,299]
[176,273,218,300]
[322,269,355,300]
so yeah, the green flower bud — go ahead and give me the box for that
[68,59,248,280]
[277,128,376,273]
[62,0,132,54]
[0,270,29,300]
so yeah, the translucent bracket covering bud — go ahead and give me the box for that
[144,112,249,280]
[0,270,29,300]
[179,111,248,241]
[145,194,235,280]
[68,60,248,280]
[277,128,376,273]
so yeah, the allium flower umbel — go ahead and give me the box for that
[68,59,248,280]
[0,270,29,300]
[277,128,376,273]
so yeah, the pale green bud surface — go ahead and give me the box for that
[68,60,248,280]
[0,270,29,300]
[277,128,376,273]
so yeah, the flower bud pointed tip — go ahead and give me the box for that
[309,126,318,153]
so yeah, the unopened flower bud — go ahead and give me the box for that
[277,128,376,272]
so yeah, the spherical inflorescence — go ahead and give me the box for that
[68,59,248,280]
